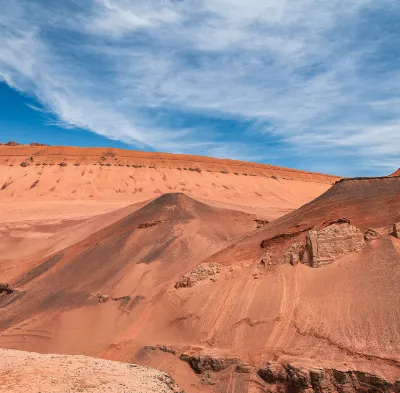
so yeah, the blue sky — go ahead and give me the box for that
[0,0,399,176]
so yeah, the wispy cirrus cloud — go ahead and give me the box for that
[0,0,399,175]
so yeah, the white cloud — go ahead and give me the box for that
[0,0,399,175]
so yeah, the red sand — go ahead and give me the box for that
[1,145,400,393]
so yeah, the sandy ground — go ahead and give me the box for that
[7,146,400,392]
[0,348,184,393]
[0,177,399,392]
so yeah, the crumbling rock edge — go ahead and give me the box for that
[177,350,400,392]
[257,362,400,393]
[175,262,221,288]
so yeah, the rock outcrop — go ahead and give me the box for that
[175,263,221,288]
[137,220,162,229]
[284,242,307,265]
[394,223,400,239]
[255,219,269,228]
[0,283,14,294]
[257,362,400,393]
[364,228,380,241]
[306,223,366,267]
[180,352,238,373]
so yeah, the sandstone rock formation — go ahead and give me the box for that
[306,223,366,267]
[180,352,238,373]
[284,242,306,265]
[175,262,221,288]
[261,251,272,267]
[257,362,400,393]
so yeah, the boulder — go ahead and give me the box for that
[306,223,366,267]
[364,228,380,241]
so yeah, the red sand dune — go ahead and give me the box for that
[1,168,400,392]
[0,144,338,222]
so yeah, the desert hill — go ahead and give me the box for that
[1,175,400,392]
[0,143,339,223]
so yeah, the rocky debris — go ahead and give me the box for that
[175,263,221,288]
[112,295,130,302]
[284,242,306,266]
[364,228,380,241]
[30,142,49,146]
[235,363,255,373]
[394,223,400,239]
[137,220,162,229]
[0,283,14,294]
[180,352,239,374]
[260,252,272,267]
[258,362,287,383]
[144,345,176,355]
[255,219,269,228]
[200,371,216,385]
[6,141,20,146]
[253,273,259,279]
[324,217,351,226]
[20,161,30,167]
[98,294,109,303]
[306,223,366,267]
[158,345,176,355]
[257,362,399,393]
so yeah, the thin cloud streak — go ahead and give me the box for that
[0,0,399,174]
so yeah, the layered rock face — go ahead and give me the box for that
[257,362,400,393]
[180,352,239,373]
[306,223,366,267]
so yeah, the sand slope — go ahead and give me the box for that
[0,144,338,222]
[1,177,400,392]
